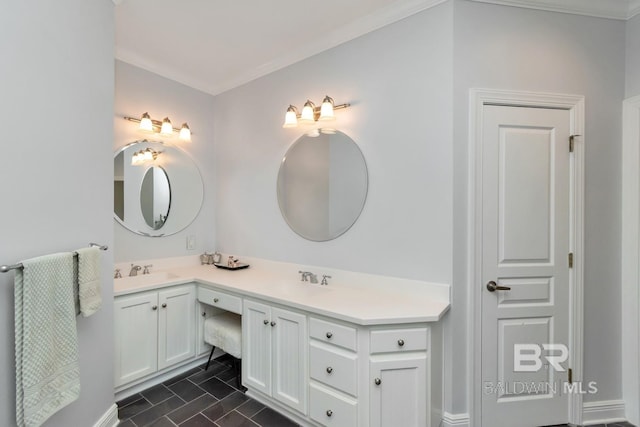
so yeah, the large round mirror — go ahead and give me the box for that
[114,140,203,237]
[277,130,368,241]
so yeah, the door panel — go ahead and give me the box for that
[481,105,570,426]
[158,285,195,370]
[243,300,271,395]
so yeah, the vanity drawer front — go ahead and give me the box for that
[370,327,428,354]
[310,317,357,351]
[197,287,242,314]
[310,383,357,427]
[310,342,358,396]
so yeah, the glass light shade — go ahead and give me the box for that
[320,128,336,134]
[143,148,154,161]
[160,117,173,136]
[299,100,315,124]
[283,106,298,128]
[307,128,320,137]
[139,112,153,132]
[131,151,142,165]
[319,96,335,121]
[179,123,191,141]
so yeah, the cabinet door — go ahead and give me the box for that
[114,292,159,387]
[158,285,196,370]
[243,300,272,395]
[272,307,308,415]
[370,355,427,427]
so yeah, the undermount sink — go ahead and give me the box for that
[269,280,333,297]
[114,271,181,289]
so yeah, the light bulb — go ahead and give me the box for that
[319,96,335,121]
[282,105,298,128]
[179,123,191,141]
[143,148,154,161]
[160,117,173,136]
[300,100,315,124]
[139,112,153,132]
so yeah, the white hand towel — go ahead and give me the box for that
[76,247,102,317]
[15,252,80,427]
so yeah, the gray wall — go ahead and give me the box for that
[452,0,625,411]
[213,3,454,282]
[0,1,115,426]
[626,14,640,98]
[114,61,216,262]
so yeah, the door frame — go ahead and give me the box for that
[467,89,585,427]
[621,94,640,426]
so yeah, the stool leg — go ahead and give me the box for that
[205,346,216,371]
[233,357,241,389]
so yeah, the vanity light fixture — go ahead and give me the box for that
[131,147,161,165]
[282,95,349,128]
[124,113,192,142]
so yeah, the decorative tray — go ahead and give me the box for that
[213,262,250,271]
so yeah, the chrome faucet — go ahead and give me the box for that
[114,269,122,279]
[129,264,142,276]
[321,275,332,286]
[298,270,318,283]
[143,264,153,275]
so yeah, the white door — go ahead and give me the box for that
[481,105,571,426]
[158,285,195,370]
[243,300,272,395]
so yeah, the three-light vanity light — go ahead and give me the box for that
[130,147,162,165]
[124,112,191,142]
[282,96,350,129]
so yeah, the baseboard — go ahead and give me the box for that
[441,411,470,427]
[582,399,626,425]
[93,403,119,427]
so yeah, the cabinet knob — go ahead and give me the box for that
[213,298,219,303]
[263,319,269,325]
[326,410,333,417]
[202,312,206,317]
[374,378,382,386]
[162,303,167,308]
[152,305,158,310]
[326,332,333,339]
[326,367,333,374]
[398,339,405,347]
[270,321,276,327]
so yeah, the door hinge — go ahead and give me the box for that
[569,135,581,153]
[568,252,573,268]
[568,368,573,384]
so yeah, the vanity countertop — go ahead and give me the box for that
[114,258,450,325]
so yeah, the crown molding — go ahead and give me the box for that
[470,0,635,20]
[116,0,447,95]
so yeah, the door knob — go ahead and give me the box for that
[486,281,511,292]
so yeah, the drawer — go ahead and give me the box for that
[310,342,358,396]
[197,287,242,314]
[310,317,357,351]
[370,327,428,354]
[310,383,357,427]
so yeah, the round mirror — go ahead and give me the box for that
[114,140,203,236]
[140,166,171,230]
[277,130,368,241]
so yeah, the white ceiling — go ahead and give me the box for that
[115,0,640,96]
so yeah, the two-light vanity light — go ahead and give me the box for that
[282,96,350,129]
[125,112,192,142]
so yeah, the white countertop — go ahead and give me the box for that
[114,257,450,325]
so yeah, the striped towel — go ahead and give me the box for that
[15,252,80,427]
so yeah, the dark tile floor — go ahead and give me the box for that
[119,357,636,427]
[116,354,299,427]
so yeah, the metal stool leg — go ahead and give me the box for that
[233,357,241,389]
[205,346,216,371]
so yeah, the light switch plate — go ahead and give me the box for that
[187,235,196,250]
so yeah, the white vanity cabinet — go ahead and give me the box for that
[114,284,196,387]
[243,299,308,415]
[369,327,429,427]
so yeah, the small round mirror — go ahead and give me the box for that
[140,166,171,230]
[277,130,368,241]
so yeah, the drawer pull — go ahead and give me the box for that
[213,298,219,303]
[326,410,333,417]
[326,331,333,339]
[152,305,158,311]
[326,367,333,374]
[398,339,405,347]
[374,377,382,386]
[162,303,167,308]
[271,321,276,327]
[263,319,269,325]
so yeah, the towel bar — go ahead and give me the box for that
[0,243,108,273]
